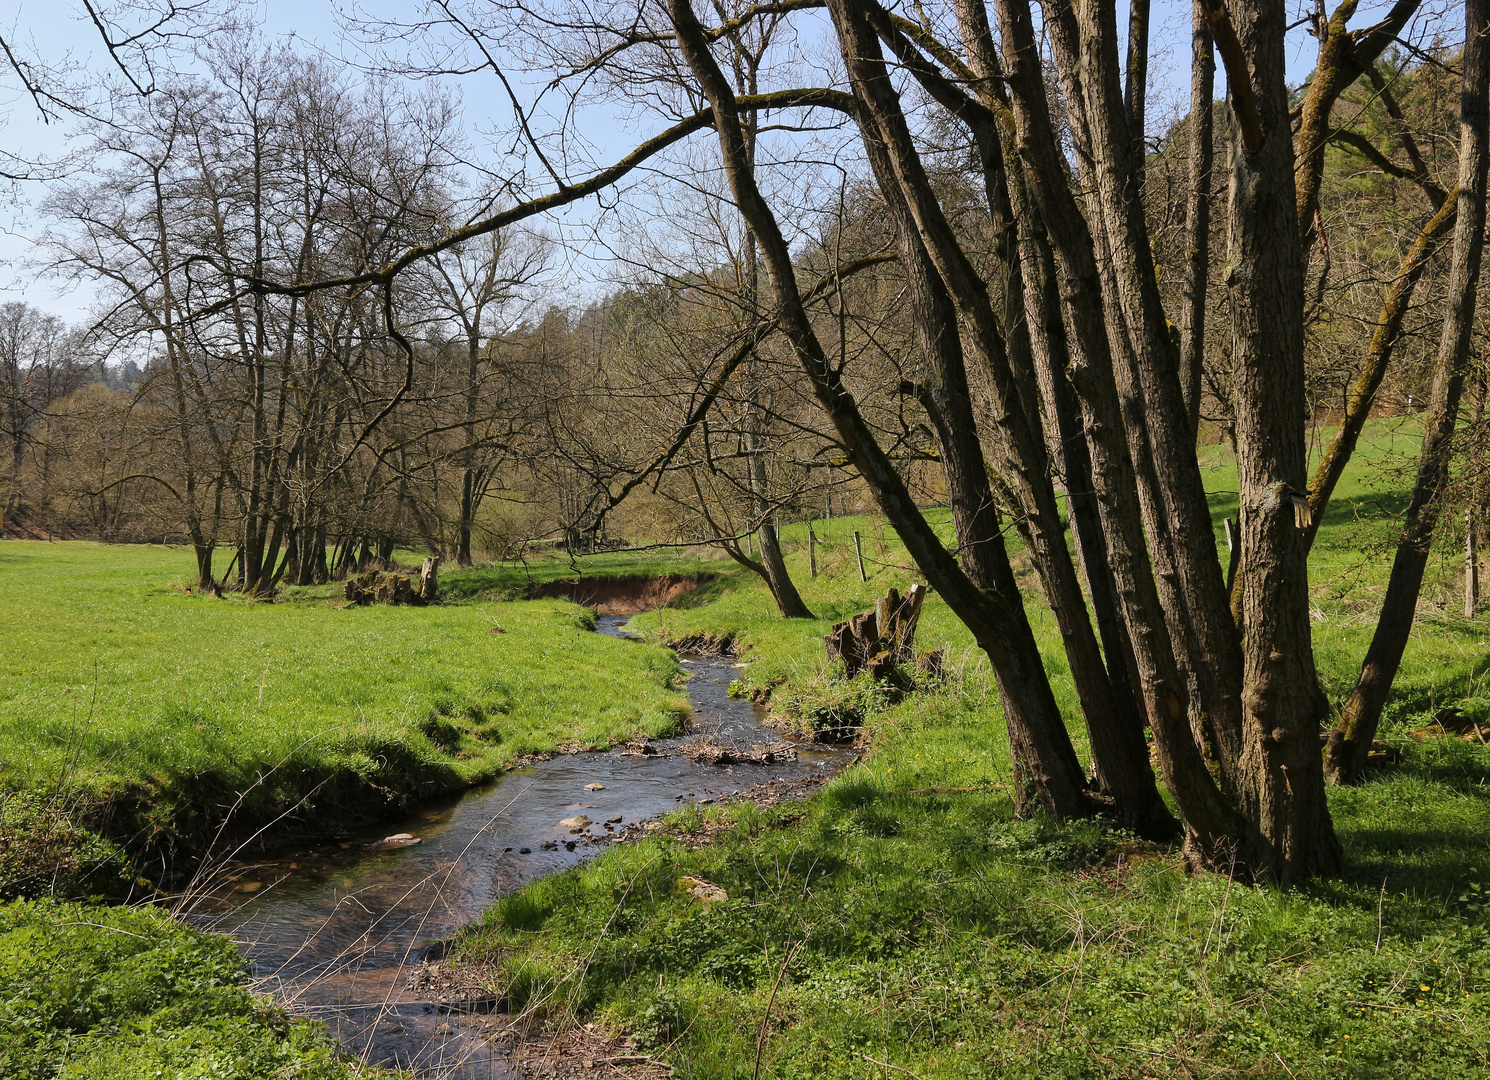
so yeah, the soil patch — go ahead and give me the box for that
[528,574,710,614]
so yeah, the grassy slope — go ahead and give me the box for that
[0,541,689,855]
[450,422,1490,1079]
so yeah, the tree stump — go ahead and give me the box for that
[418,556,440,602]
[344,568,423,605]
[825,584,927,678]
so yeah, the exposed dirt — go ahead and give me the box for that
[527,574,710,614]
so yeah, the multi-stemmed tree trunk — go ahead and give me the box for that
[1326,0,1490,783]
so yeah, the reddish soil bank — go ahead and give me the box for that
[527,574,708,614]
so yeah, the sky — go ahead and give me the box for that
[0,0,1444,324]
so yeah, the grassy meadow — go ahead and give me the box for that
[4,418,1490,1078]
[0,541,690,862]
[442,422,1490,1079]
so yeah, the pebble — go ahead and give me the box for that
[607,814,623,823]
[541,841,559,850]
[559,815,592,831]
[584,783,605,791]
[518,847,531,854]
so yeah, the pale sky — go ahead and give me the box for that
[0,0,1442,325]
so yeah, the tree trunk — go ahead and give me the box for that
[991,0,1255,865]
[1304,194,1458,545]
[1218,0,1344,877]
[193,541,215,594]
[670,0,1098,821]
[847,0,1173,834]
[1179,2,1214,436]
[1325,0,1490,785]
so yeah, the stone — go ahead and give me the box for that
[607,814,623,823]
[375,833,422,848]
[540,841,558,850]
[559,815,592,831]
[518,847,531,854]
[677,875,728,908]
[584,782,605,791]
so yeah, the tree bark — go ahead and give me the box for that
[1326,0,1490,785]
[1218,0,1344,877]
[1180,2,1214,436]
[669,0,1098,821]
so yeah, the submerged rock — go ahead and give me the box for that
[584,783,605,791]
[559,815,592,831]
[373,833,423,849]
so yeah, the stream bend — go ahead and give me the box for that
[186,615,848,1077]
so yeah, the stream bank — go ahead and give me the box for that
[185,615,852,1078]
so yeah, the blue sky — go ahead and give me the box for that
[0,0,1444,323]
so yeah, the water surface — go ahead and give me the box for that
[187,615,847,1077]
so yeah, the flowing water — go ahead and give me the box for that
[185,615,849,1077]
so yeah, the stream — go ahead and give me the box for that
[185,615,850,1077]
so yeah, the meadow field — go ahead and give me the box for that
[446,421,1490,1079]
[4,419,1490,1078]
[0,541,692,866]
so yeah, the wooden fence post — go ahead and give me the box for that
[808,521,817,577]
[854,530,867,582]
[1468,509,1479,619]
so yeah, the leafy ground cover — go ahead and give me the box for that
[444,422,1490,1077]
[0,897,367,1079]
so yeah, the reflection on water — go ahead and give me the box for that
[184,615,847,1077]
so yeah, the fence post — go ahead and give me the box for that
[854,529,867,582]
[1468,509,1479,619]
[808,521,817,577]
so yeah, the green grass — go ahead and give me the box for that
[0,541,688,861]
[442,420,1490,1078]
[0,897,368,1079]
[7,418,1488,1079]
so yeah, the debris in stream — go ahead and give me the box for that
[409,958,506,1015]
[371,833,423,849]
[675,738,797,765]
[618,740,662,756]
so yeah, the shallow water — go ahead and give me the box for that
[185,615,848,1077]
